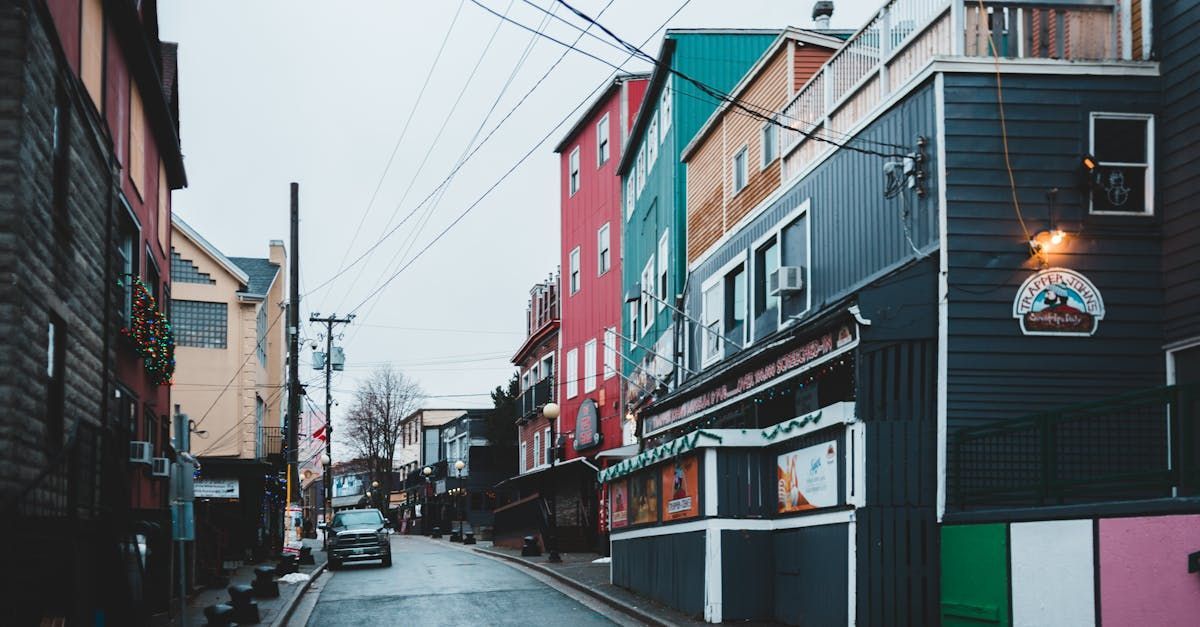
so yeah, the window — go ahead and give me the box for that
[701,281,722,365]
[81,0,103,111]
[521,369,532,392]
[129,83,145,196]
[629,301,639,345]
[640,257,655,335]
[569,246,581,294]
[158,161,169,253]
[647,117,658,167]
[569,147,581,196]
[584,339,597,392]
[145,251,160,305]
[118,211,139,325]
[541,354,554,383]
[256,304,268,367]
[597,223,611,275]
[732,146,748,193]
[780,212,811,320]
[566,348,579,398]
[171,250,215,284]
[255,395,265,457]
[597,114,610,166]
[52,80,71,231]
[657,230,669,310]
[545,427,553,464]
[143,408,157,450]
[725,264,747,344]
[603,327,616,380]
[172,300,228,348]
[761,122,777,168]
[660,78,672,136]
[625,176,635,219]
[636,150,646,194]
[753,236,781,339]
[1089,113,1153,214]
[533,431,542,466]
[46,316,66,450]
[519,440,527,471]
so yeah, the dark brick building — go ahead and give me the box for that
[0,1,184,624]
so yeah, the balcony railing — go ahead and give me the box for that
[950,385,1200,509]
[780,0,1132,177]
[517,376,554,422]
[259,426,282,459]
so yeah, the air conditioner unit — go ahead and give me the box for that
[129,441,152,465]
[152,457,170,478]
[768,266,805,297]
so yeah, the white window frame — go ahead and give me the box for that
[732,145,748,194]
[629,301,639,346]
[544,427,553,465]
[519,439,527,471]
[701,275,723,367]
[534,430,542,467]
[541,353,554,382]
[660,78,672,137]
[761,121,777,169]
[640,256,655,335]
[597,223,611,275]
[657,230,669,311]
[597,113,610,166]
[1166,337,1200,385]
[636,149,646,195]
[569,246,581,294]
[748,200,811,343]
[1088,112,1154,216]
[603,327,617,380]
[584,339,597,392]
[569,146,581,196]
[566,347,579,398]
[625,176,635,220]
[647,116,658,167]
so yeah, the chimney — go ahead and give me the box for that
[812,1,834,29]
[269,239,286,267]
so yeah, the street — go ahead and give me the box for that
[302,536,626,627]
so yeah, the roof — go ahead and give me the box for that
[681,27,845,161]
[554,73,650,154]
[172,214,250,286]
[228,257,280,297]
[495,457,600,487]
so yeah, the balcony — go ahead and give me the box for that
[517,376,554,422]
[950,385,1200,510]
[780,0,1141,177]
[259,426,282,460]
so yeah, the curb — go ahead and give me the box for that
[271,561,327,627]
[471,546,672,627]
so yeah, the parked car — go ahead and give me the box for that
[325,509,392,569]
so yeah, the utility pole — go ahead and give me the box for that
[286,183,301,551]
[310,312,353,544]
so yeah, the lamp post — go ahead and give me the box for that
[321,453,331,549]
[371,480,381,513]
[542,402,562,563]
[453,460,466,542]
[422,466,434,536]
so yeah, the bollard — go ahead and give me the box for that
[275,554,298,576]
[252,565,279,598]
[203,603,235,627]
[449,530,462,543]
[431,526,442,539]
[227,584,260,624]
[464,532,477,545]
[299,545,315,565]
[521,535,541,557]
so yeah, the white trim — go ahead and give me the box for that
[596,112,611,167]
[172,214,250,286]
[569,246,581,294]
[935,72,949,523]
[566,347,579,399]
[1088,111,1155,216]
[847,519,857,626]
[603,327,617,381]
[1166,337,1200,385]
[610,509,856,541]
[704,527,722,623]
[760,121,777,170]
[657,230,670,312]
[597,223,611,276]
[704,448,718,517]
[584,338,598,393]
[1141,1,1152,61]
[568,146,581,196]
[847,421,867,508]
[1121,0,1133,60]
[640,256,655,335]
[731,145,749,194]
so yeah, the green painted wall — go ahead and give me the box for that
[941,524,1011,626]
[621,31,777,379]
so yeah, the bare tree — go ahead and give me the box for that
[344,366,424,506]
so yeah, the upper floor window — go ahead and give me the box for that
[636,150,646,195]
[732,146,748,194]
[534,430,543,466]
[762,122,777,168]
[660,79,672,137]
[569,146,581,196]
[584,339,597,392]
[173,300,228,348]
[566,348,579,398]
[597,114,610,166]
[701,261,746,366]
[647,117,658,167]
[625,176,635,220]
[640,257,655,335]
[1089,113,1153,215]
[657,230,669,310]
[171,250,216,285]
[569,247,581,294]
[129,84,146,197]
[256,304,268,367]
[81,0,104,112]
[118,209,140,325]
[603,327,616,380]
[597,223,611,275]
[754,236,780,323]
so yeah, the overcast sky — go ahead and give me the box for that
[157,0,877,458]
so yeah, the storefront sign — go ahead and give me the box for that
[660,455,700,520]
[1013,268,1105,336]
[609,480,629,529]
[333,473,365,497]
[629,471,659,525]
[644,323,857,435]
[777,440,838,513]
[194,478,239,499]
[574,399,602,451]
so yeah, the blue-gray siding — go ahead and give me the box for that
[610,531,706,617]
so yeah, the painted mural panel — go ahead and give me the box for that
[609,479,628,530]
[1099,514,1200,626]
[1010,519,1095,627]
[777,440,838,513]
[660,455,700,521]
[629,470,659,525]
[941,524,1011,626]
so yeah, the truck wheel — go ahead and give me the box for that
[382,553,392,567]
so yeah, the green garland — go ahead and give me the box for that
[122,277,175,385]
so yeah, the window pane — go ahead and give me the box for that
[172,300,228,348]
[1093,165,1146,213]
[1094,118,1147,163]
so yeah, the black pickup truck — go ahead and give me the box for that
[326,509,392,569]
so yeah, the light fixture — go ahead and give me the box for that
[422,466,432,476]
[320,453,331,467]
[455,460,466,471]
[1081,154,1098,173]
[371,480,380,489]
[543,402,560,420]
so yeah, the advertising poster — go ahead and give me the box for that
[609,480,629,530]
[777,440,838,513]
[629,471,659,525]
[660,455,700,521]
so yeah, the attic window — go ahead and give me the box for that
[171,250,216,284]
[1089,113,1153,215]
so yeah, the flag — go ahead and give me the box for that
[312,424,327,442]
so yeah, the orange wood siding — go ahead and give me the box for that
[1132,0,1143,60]
[792,45,829,92]
[686,131,724,263]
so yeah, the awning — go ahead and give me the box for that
[495,457,599,487]
[331,495,364,508]
[595,444,639,459]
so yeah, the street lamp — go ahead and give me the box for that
[321,453,332,549]
[542,402,562,563]
[422,466,434,537]
[453,460,466,542]
[372,480,381,512]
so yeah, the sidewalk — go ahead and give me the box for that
[447,538,711,627]
[154,537,327,627]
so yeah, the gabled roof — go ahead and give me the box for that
[172,214,249,286]
[228,257,280,297]
[680,27,845,162]
[554,73,650,154]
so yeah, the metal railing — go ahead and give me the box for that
[259,426,282,459]
[517,376,554,421]
[951,385,1199,509]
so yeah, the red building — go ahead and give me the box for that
[512,272,559,476]
[553,75,647,543]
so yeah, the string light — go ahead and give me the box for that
[121,277,175,385]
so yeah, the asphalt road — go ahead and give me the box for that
[303,535,625,627]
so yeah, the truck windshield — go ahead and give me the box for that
[332,511,382,527]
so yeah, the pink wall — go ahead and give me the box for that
[1099,514,1200,626]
